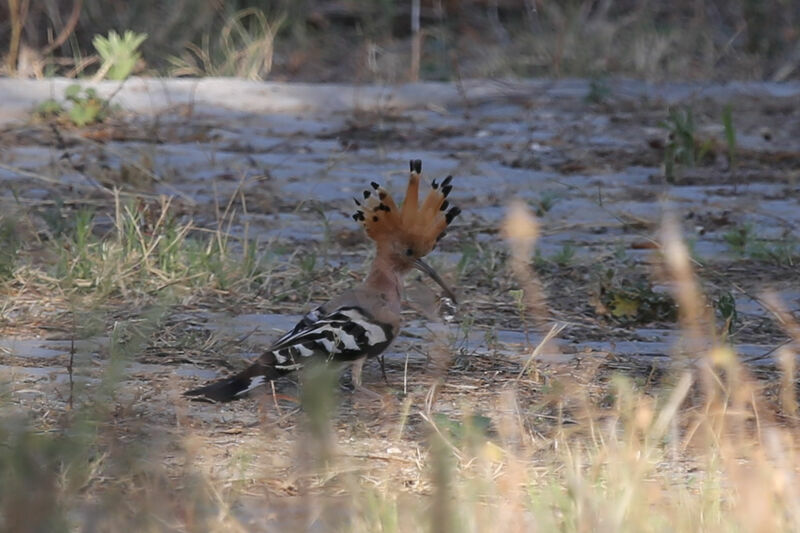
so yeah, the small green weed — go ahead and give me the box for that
[715,291,737,336]
[613,242,629,262]
[723,223,753,254]
[660,106,715,181]
[661,107,696,180]
[596,269,677,324]
[34,84,112,127]
[64,85,110,126]
[457,314,475,346]
[92,30,147,80]
[509,287,531,345]
[457,242,478,276]
[747,239,799,266]
[534,192,559,217]
[33,98,63,118]
[585,76,611,104]
[723,223,798,265]
[298,252,317,277]
[457,240,505,279]
[550,243,576,266]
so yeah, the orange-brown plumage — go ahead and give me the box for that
[353,159,460,260]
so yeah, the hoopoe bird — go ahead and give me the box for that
[185,159,461,402]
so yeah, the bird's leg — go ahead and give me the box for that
[351,356,364,387]
[349,356,383,400]
[378,355,389,385]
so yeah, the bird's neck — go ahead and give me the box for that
[363,253,404,305]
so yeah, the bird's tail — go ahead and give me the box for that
[184,360,281,402]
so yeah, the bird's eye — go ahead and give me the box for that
[405,248,414,256]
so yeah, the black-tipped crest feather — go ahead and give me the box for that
[445,206,461,224]
[355,160,460,255]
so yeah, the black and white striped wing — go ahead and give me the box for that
[265,306,395,372]
[186,306,396,402]
[269,305,326,348]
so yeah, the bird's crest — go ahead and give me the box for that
[352,160,461,255]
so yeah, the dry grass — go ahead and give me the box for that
[1,1,799,81]
[1,190,800,531]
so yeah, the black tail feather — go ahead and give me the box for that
[184,362,279,402]
[184,375,253,402]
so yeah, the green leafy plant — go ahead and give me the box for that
[534,192,559,217]
[723,223,753,254]
[65,85,108,126]
[456,239,505,279]
[660,106,716,181]
[723,223,798,265]
[33,98,64,119]
[715,291,737,336]
[550,243,576,266]
[457,242,478,276]
[92,30,147,80]
[596,270,677,324]
[34,85,111,127]
[746,239,799,266]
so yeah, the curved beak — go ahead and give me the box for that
[413,258,457,304]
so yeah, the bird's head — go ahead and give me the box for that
[353,159,461,301]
